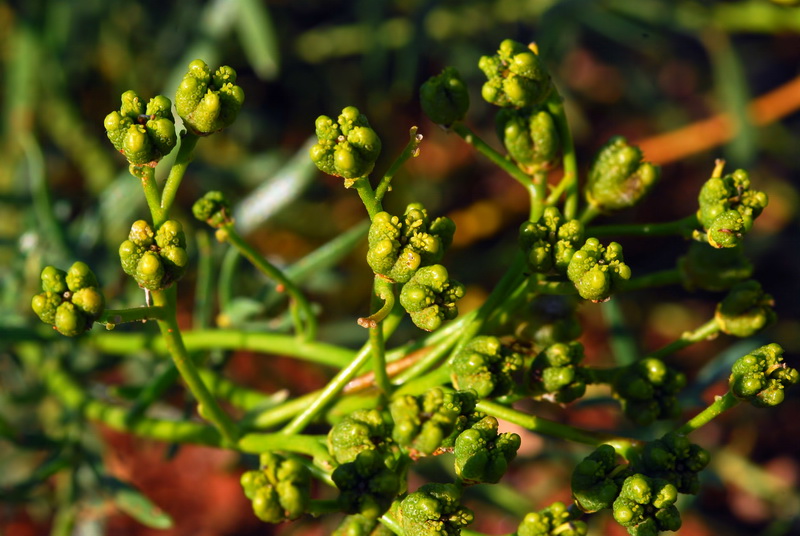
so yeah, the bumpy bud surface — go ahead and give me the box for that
[104,90,177,165]
[119,220,188,291]
[678,241,753,291]
[175,60,245,135]
[31,262,105,336]
[566,238,631,302]
[389,388,476,457]
[611,358,686,426]
[420,67,470,125]
[496,107,560,172]
[399,265,465,331]
[571,444,627,513]
[612,474,681,536]
[479,39,552,108]
[517,501,588,536]
[528,341,587,404]
[453,415,521,484]
[240,452,311,523]
[519,207,584,274]
[714,280,776,337]
[310,106,382,180]
[332,449,401,518]
[640,433,710,495]
[327,409,392,464]
[585,136,659,213]
[192,191,232,228]
[729,343,798,407]
[696,168,768,248]
[367,204,455,283]
[399,483,474,536]
[450,336,523,398]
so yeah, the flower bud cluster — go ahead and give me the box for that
[175,60,245,135]
[399,265,465,331]
[192,191,232,228]
[527,341,587,404]
[119,220,188,291]
[240,452,311,524]
[310,106,382,180]
[566,237,631,302]
[450,336,523,398]
[714,280,776,337]
[400,483,474,536]
[104,90,177,166]
[585,136,659,213]
[496,107,560,172]
[517,501,588,536]
[420,67,470,126]
[519,207,583,275]
[31,262,104,336]
[696,168,768,248]
[479,39,552,108]
[611,358,686,426]
[729,343,798,408]
[453,415,521,484]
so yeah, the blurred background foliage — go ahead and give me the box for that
[1,0,799,535]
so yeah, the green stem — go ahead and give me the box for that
[307,499,342,516]
[475,399,617,446]
[647,318,721,361]
[546,93,579,219]
[237,433,331,463]
[151,287,238,445]
[132,165,163,225]
[530,170,547,222]
[351,175,382,219]
[158,131,199,226]
[222,223,317,340]
[578,203,603,225]
[374,126,423,202]
[587,215,698,239]
[365,278,394,397]
[620,269,682,291]
[674,391,740,435]
[97,306,166,326]
[379,510,404,535]
[452,122,532,191]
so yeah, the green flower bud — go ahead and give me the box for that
[612,474,681,536]
[729,343,798,408]
[479,39,552,108]
[528,341,587,404]
[367,204,455,283]
[696,168,768,249]
[567,238,631,302]
[571,444,627,513]
[519,207,584,274]
[517,501,588,536]
[332,449,401,518]
[389,388,476,457]
[399,264,465,331]
[333,514,394,536]
[399,483,474,536]
[32,262,104,336]
[420,67,470,125]
[104,90,177,165]
[641,433,710,495]
[515,295,582,347]
[714,280,776,337]
[119,220,187,291]
[612,358,686,426]
[678,242,753,291]
[585,136,660,213]
[328,409,392,464]
[175,60,245,135]
[453,415,521,484]
[192,191,232,228]
[496,107,559,172]
[240,452,311,523]
[310,106,382,180]
[450,336,523,398]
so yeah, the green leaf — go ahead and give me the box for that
[102,476,173,529]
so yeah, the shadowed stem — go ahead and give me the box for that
[158,131,199,227]
[674,391,740,435]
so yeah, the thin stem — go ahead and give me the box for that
[358,276,396,328]
[131,165,163,225]
[237,433,332,463]
[452,122,532,192]
[530,170,548,222]
[476,400,620,446]
[647,318,721,361]
[349,175,381,219]
[674,391,740,435]
[221,223,317,340]
[365,278,394,397]
[158,131,199,226]
[97,306,166,326]
[587,215,698,239]
[151,287,239,445]
[547,93,579,219]
[374,126,423,202]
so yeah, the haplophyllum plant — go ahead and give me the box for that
[26,40,796,536]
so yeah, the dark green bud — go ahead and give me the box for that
[399,264,465,331]
[515,294,582,347]
[310,106,382,180]
[612,358,686,426]
[193,191,232,228]
[566,238,631,302]
[641,433,710,494]
[175,60,245,135]
[104,90,177,165]
[333,514,395,536]
[332,449,400,518]
[714,280,776,337]
[517,501,588,536]
[519,206,584,274]
[327,409,392,464]
[612,474,681,536]
[585,136,659,213]
[696,168,768,248]
[678,242,753,291]
[528,341,587,404]
[367,204,455,283]
[399,483,474,536]
[420,67,470,125]
[496,107,559,172]
[240,452,311,523]
[571,444,627,513]
[450,336,523,398]
[453,415,521,484]
[730,343,798,408]
[479,39,552,108]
